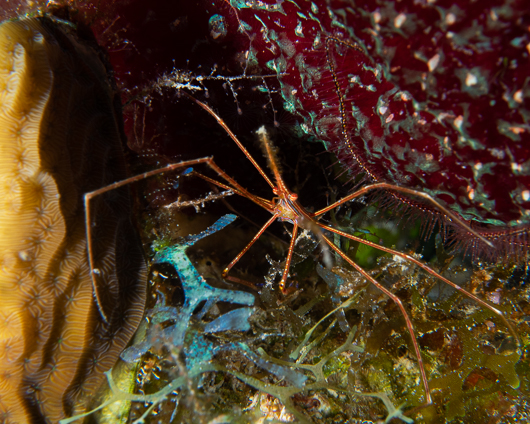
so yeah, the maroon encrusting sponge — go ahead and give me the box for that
[216,0,530,260]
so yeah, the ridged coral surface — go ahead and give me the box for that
[0,18,146,423]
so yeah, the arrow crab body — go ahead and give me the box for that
[86,93,521,417]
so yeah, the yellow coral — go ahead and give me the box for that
[0,17,146,423]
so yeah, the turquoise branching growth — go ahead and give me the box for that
[60,215,256,423]
[61,213,423,423]
[121,214,255,361]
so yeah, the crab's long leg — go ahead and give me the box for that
[85,157,215,322]
[321,231,432,405]
[192,170,274,211]
[317,222,521,346]
[313,182,494,249]
[86,155,272,322]
[222,213,280,277]
[280,224,299,293]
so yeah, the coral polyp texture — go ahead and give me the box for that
[217,0,530,259]
[0,17,146,423]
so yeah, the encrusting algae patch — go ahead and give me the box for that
[0,17,146,423]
